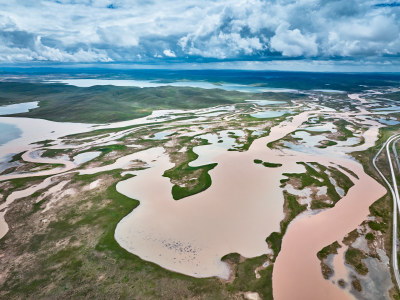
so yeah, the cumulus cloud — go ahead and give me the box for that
[270,23,318,57]
[0,15,112,62]
[163,49,176,57]
[0,0,399,62]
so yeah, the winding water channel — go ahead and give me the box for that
[0,92,390,299]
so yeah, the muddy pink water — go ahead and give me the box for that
[0,109,187,238]
[112,104,386,300]
[114,112,315,278]
[272,160,386,300]
[0,96,386,298]
[113,108,381,284]
[272,96,386,300]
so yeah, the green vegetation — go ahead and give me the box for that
[73,144,129,167]
[0,169,277,299]
[85,144,127,155]
[317,241,341,261]
[342,229,359,246]
[10,151,26,162]
[281,162,354,210]
[283,163,338,205]
[222,253,273,299]
[169,162,217,200]
[1,82,303,123]
[352,276,362,292]
[41,148,70,158]
[327,166,354,193]
[1,175,50,201]
[369,196,391,235]
[262,162,282,168]
[31,139,54,147]
[281,192,307,234]
[368,221,386,232]
[334,120,354,141]
[316,241,342,280]
[345,247,368,275]
[347,124,400,276]
[365,233,374,241]
[254,159,282,168]
[163,141,217,200]
[338,165,359,179]
[265,232,282,261]
[279,160,356,215]
[317,140,337,148]
[4,79,400,298]
[1,160,66,177]
[266,162,353,264]
[266,192,307,260]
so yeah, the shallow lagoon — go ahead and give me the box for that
[0,102,38,115]
[378,118,400,125]
[250,110,289,118]
[0,123,22,146]
[49,79,298,93]
[150,131,174,140]
[73,151,102,165]
[245,99,286,106]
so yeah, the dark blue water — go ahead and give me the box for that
[1,67,400,92]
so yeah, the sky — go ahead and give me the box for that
[0,0,400,71]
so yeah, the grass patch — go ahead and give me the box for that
[163,142,217,200]
[334,120,354,141]
[262,162,282,168]
[41,148,70,158]
[317,241,341,260]
[317,140,338,148]
[2,81,304,123]
[266,191,306,260]
[10,151,26,162]
[345,247,368,275]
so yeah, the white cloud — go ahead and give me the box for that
[270,23,318,57]
[163,49,176,57]
[325,14,400,56]
[0,0,399,62]
[0,35,112,62]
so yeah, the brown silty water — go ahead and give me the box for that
[114,105,385,299]
[0,96,385,299]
